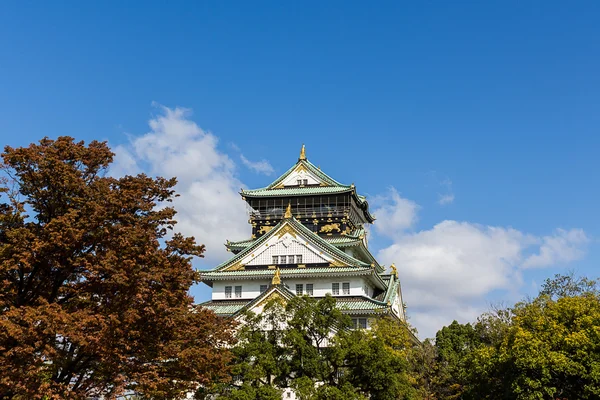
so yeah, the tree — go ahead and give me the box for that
[342,316,416,400]
[408,339,437,400]
[0,137,234,399]
[429,320,482,399]
[213,294,416,400]
[467,274,600,399]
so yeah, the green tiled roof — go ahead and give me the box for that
[337,297,389,312]
[198,295,390,316]
[198,301,247,316]
[201,266,373,280]
[242,185,352,197]
[322,236,362,246]
[384,276,400,304]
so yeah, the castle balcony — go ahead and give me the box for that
[247,205,350,221]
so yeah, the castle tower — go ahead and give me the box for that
[198,145,406,329]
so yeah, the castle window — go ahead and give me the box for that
[351,318,368,330]
[225,286,232,299]
[296,284,303,295]
[303,179,308,185]
[342,282,350,295]
[280,255,286,264]
[260,285,268,293]
[306,284,313,296]
[235,286,242,298]
[332,282,339,295]
[289,255,295,264]
[297,179,302,186]
[297,254,303,264]
[272,256,279,265]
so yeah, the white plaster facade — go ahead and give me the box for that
[212,276,371,301]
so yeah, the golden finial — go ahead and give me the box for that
[284,202,293,219]
[390,263,398,277]
[272,267,281,285]
[299,144,306,160]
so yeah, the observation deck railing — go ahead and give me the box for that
[248,206,350,220]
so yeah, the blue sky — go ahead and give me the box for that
[1,1,598,337]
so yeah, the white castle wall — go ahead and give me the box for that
[212,276,371,300]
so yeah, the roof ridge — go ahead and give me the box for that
[254,158,350,191]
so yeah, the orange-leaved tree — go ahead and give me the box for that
[0,137,234,399]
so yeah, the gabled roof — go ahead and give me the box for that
[234,283,297,318]
[240,147,376,222]
[267,157,348,189]
[225,228,366,252]
[240,157,351,197]
[209,216,371,272]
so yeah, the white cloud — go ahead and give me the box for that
[371,187,419,238]
[373,190,589,339]
[240,154,275,176]
[437,193,455,205]
[522,228,589,268]
[111,104,249,264]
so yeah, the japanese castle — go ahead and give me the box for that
[198,145,406,329]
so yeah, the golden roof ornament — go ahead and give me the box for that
[284,202,293,219]
[390,263,398,277]
[272,267,281,285]
[299,144,306,160]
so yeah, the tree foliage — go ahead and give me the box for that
[413,272,600,400]
[467,278,600,399]
[0,137,235,399]
[213,295,417,400]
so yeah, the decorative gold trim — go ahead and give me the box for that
[293,163,308,173]
[259,226,274,235]
[272,267,281,285]
[268,265,276,269]
[329,260,346,267]
[320,223,341,233]
[390,263,398,277]
[276,223,297,239]
[298,264,306,269]
[284,202,293,219]
[255,291,285,309]
[299,144,306,160]
[226,261,246,271]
